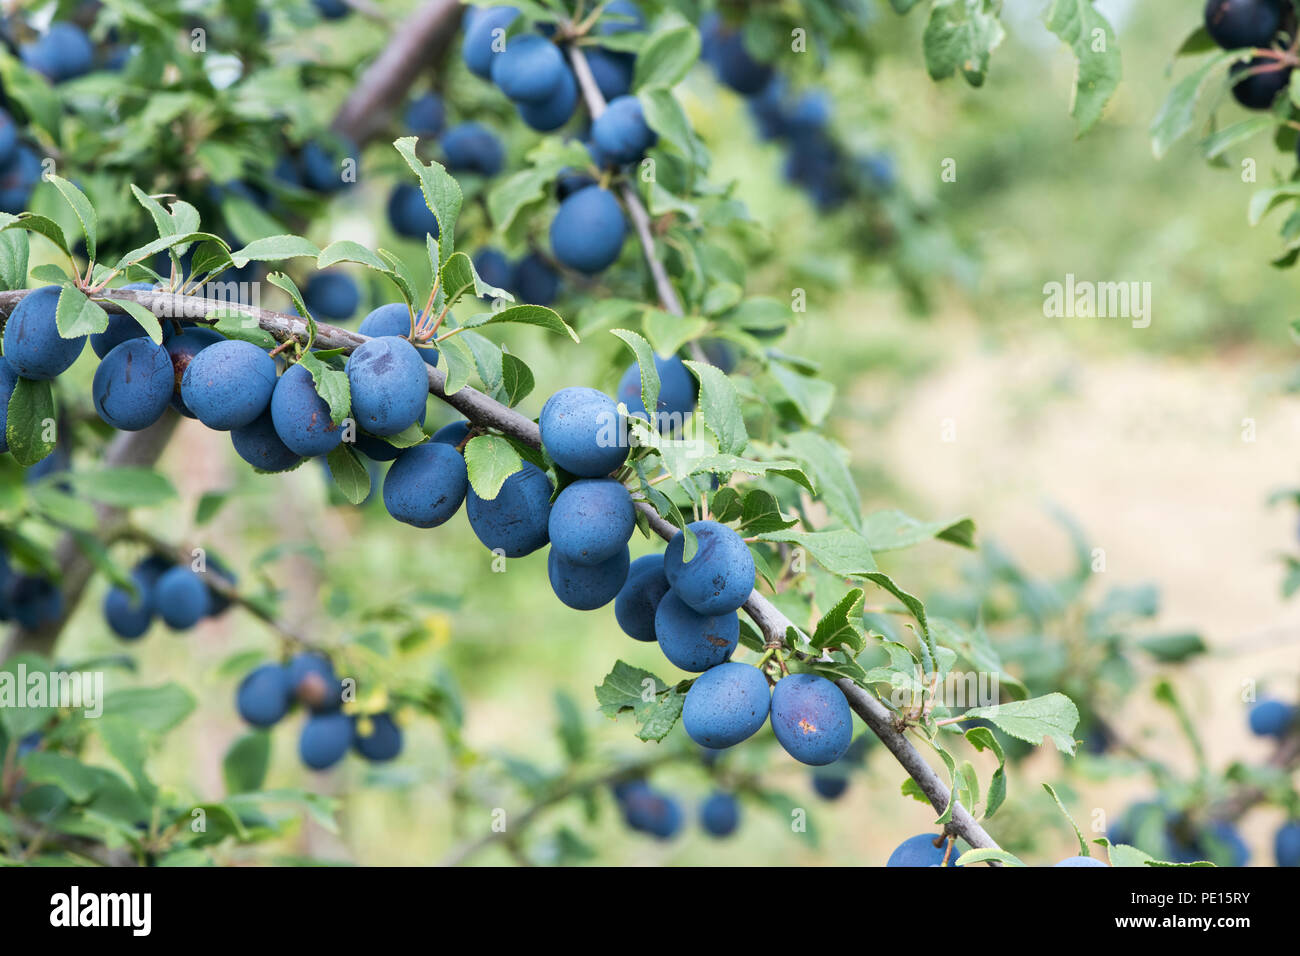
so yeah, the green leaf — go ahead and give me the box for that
[45,175,97,261]
[5,378,56,467]
[0,229,30,291]
[107,298,164,345]
[954,847,1026,867]
[963,693,1080,755]
[1137,631,1206,662]
[207,309,278,349]
[56,285,110,338]
[683,359,747,455]
[101,684,196,735]
[498,352,535,407]
[462,303,578,341]
[229,235,321,267]
[1043,782,1090,856]
[862,509,975,551]
[922,0,1006,88]
[964,726,1007,818]
[631,25,700,90]
[737,489,797,534]
[5,215,69,258]
[223,731,271,794]
[295,351,351,425]
[1150,51,1239,159]
[464,435,521,501]
[757,529,877,576]
[20,752,101,803]
[318,240,388,272]
[67,468,176,508]
[394,137,462,269]
[612,329,660,419]
[595,660,685,741]
[1199,115,1276,159]
[781,432,862,532]
[325,444,370,505]
[1042,0,1122,136]
[811,588,867,654]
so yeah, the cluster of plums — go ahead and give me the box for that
[1109,801,1250,866]
[462,4,658,277]
[612,779,740,840]
[101,552,237,638]
[471,247,561,308]
[1202,0,1300,120]
[0,544,63,631]
[235,652,403,770]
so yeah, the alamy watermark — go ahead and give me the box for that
[0,663,104,718]
[1043,273,1151,329]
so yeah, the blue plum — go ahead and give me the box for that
[358,302,438,366]
[154,566,211,630]
[617,353,696,432]
[614,553,671,642]
[592,95,657,165]
[21,23,94,83]
[164,327,224,417]
[314,0,351,19]
[347,336,429,436]
[432,420,471,446]
[1054,855,1107,867]
[621,784,683,839]
[0,110,15,167]
[231,407,303,472]
[441,123,505,176]
[811,772,848,800]
[404,92,445,137]
[1229,57,1290,109]
[490,33,566,103]
[387,183,441,240]
[181,339,277,430]
[5,575,63,630]
[682,662,770,749]
[711,28,773,95]
[1276,821,1300,867]
[462,5,520,79]
[511,253,560,305]
[353,712,403,761]
[299,138,355,193]
[1248,697,1294,737]
[90,284,160,357]
[518,66,578,131]
[539,386,628,477]
[1204,0,1283,50]
[699,791,739,837]
[236,663,293,727]
[299,712,354,770]
[663,520,755,616]
[102,560,165,640]
[93,339,174,431]
[382,441,468,528]
[466,461,553,557]
[769,673,852,766]
[655,590,738,672]
[547,546,630,610]
[4,286,86,380]
[288,653,342,712]
[585,49,633,101]
[549,186,626,274]
[548,478,634,566]
[473,247,513,295]
[0,146,42,214]
[599,0,644,35]
[303,271,360,321]
[270,362,343,457]
[887,834,954,867]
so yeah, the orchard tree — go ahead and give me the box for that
[0,0,1283,870]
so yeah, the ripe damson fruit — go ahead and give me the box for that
[1248,697,1295,736]
[539,386,628,476]
[490,33,567,103]
[270,362,343,457]
[3,286,86,380]
[614,553,672,642]
[6,574,63,630]
[90,283,161,357]
[548,546,630,610]
[102,560,165,640]
[387,183,441,240]
[887,833,957,867]
[472,248,513,295]
[404,92,445,138]
[236,663,293,728]
[1054,856,1107,867]
[164,327,224,417]
[288,653,343,712]
[519,67,579,131]
[441,123,505,176]
[512,253,560,306]
[712,28,774,95]
[303,271,360,321]
[21,22,94,83]
[681,661,770,749]
[299,712,354,770]
[621,783,683,839]
[1276,821,1300,867]
[359,302,438,366]
[154,566,212,630]
[462,5,520,79]
[181,339,277,430]
[231,407,304,472]
[586,49,633,101]
[654,590,739,672]
[92,339,174,432]
[299,139,356,194]
[0,358,16,454]
[465,461,553,557]
[549,186,627,274]
[699,790,740,838]
[353,713,403,762]
[1203,0,1283,50]
[347,336,429,436]
[382,441,468,528]
[432,420,471,446]
[769,673,852,766]
[548,478,635,566]
[1229,58,1291,109]
[617,353,697,433]
[663,519,755,616]
[592,95,658,165]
